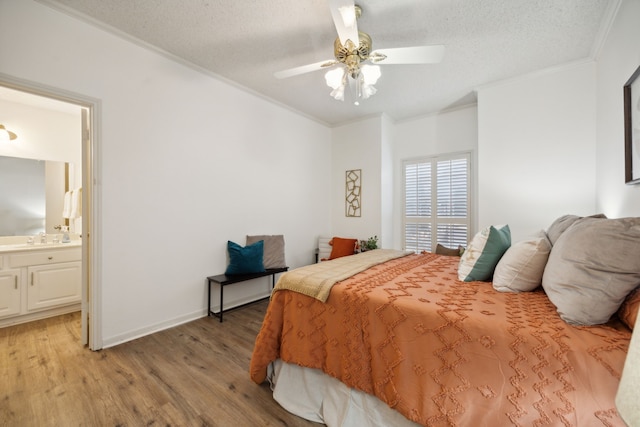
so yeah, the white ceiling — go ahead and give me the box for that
[37,0,616,126]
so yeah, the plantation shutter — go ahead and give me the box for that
[403,153,471,252]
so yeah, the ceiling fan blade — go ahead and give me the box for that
[371,45,445,65]
[328,0,359,46]
[274,60,337,79]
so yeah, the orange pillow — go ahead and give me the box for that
[329,237,358,260]
[619,287,640,330]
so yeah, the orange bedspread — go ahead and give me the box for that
[249,253,631,426]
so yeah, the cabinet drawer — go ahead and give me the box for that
[9,248,81,268]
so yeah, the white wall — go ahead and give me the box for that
[392,106,478,249]
[0,0,332,347]
[331,116,383,244]
[476,62,598,243]
[595,0,640,218]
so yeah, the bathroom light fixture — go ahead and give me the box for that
[0,124,17,142]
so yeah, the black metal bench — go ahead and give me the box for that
[206,267,288,322]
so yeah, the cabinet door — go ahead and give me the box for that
[0,269,21,319]
[27,262,81,312]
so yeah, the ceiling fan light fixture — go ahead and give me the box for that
[351,75,376,105]
[330,85,346,102]
[275,2,444,107]
[325,63,380,104]
[325,67,346,89]
[360,81,377,100]
[325,68,347,101]
[350,64,380,104]
[361,64,381,85]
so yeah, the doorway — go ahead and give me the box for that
[0,73,101,350]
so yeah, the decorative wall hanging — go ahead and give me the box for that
[624,64,640,184]
[345,169,361,217]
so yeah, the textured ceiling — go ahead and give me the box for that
[37,0,615,126]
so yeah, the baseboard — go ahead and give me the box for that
[101,289,271,349]
[0,303,81,329]
[101,309,204,349]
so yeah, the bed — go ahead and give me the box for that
[250,217,639,426]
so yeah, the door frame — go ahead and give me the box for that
[0,72,102,350]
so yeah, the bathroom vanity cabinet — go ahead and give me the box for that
[0,243,82,327]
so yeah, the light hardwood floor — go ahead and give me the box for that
[0,300,319,426]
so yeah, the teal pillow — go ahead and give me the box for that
[225,240,265,275]
[458,225,511,282]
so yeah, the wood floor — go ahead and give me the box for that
[0,300,319,426]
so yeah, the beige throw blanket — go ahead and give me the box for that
[273,249,412,302]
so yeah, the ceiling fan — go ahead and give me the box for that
[274,0,445,105]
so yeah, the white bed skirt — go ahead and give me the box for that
[267,359,420,427]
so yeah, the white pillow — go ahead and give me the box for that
[493,230,551,292]
[317,236,332,262]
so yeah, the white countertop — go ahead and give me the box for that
[0,240,82,254]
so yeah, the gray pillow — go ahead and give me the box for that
[246,235,286,269]
[546,213,607,245]
[541,217,640,325]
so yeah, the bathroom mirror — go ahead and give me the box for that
[0,155,67,236]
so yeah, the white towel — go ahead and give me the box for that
[70,188,82,219]
[62,191,72,219]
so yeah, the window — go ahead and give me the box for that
[403,152,471,252]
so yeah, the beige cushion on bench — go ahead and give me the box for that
[246,235,286,269]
